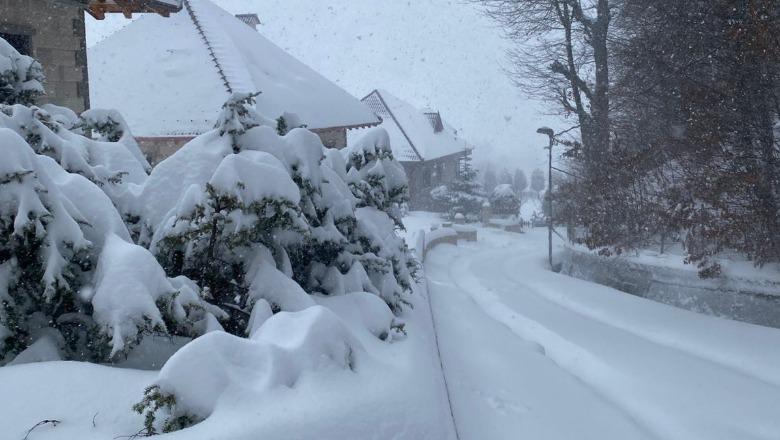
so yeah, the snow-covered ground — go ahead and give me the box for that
[0,290,454,440]
[3,212,779,439]
[422,221,780,440]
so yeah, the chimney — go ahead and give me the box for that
[424,111,444,133]
[235,13,261,29]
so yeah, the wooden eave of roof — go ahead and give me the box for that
[86,0,182,20]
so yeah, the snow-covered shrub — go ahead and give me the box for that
[0,104,149,226]
[80,108,151,172]
[343,128,408,228]
[430,182,486,221]
[0,128,94,359]
[152,151,305,334]
[134,306,363,434]
[92,235,225,358]
[340,130,418,311]
[0,38,44,105]
[0,42,216,361]
[490,183,520,215]
[275,111,306,135]
[0,127,208,362]
[315,289,404,341]
[148,94,417,332]
[1,38,148,223]
[351,206,417,312]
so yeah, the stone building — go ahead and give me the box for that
[88,0,381,164]
[351,89,471,210]
[0,0,181,112]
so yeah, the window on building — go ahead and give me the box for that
[0,32,32,55]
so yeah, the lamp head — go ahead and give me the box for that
[536,127,555,138]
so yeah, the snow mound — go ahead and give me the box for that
[92,235,175,356]
[315,292,396,340]
[209,152,301,205]
[155,306,363,422]
[7,333,61,366]
[92,234,219,357]
[247,254,315,313]
[139,131,233,232]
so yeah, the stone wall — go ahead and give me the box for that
[311,127,347,149]
[138,129,348,165]
[136,136,193,165]
[419,228,458,262]
[560,247,780,328]
[1,0,89,111]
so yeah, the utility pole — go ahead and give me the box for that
[536,127,555,269]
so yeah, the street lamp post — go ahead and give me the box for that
[536,127,555,269]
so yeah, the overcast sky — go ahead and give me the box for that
[87,0,566,175]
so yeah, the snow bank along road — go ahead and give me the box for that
[423,226,780,440]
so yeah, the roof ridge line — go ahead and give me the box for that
[374,90,424,162]
[184,0,233,94]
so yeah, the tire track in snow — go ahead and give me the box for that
[426,258,653,440]
[441,250,664,440]
[437,236,780,440]
[500,264,780,388]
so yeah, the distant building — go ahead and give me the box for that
[234,13,261,29]
[89,0,380,163]
[352,89,471,210]
[0,0,181,112]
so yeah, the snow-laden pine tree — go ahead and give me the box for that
[343,129,408,228]
[152,152,305,334]
[342,129,418,311]
[1,40,149,231]
[0,128,94,360]
[0,127,217,363]
[430,148,486,220]
[150,93,308,334]
[0,38,218,363]
[149,95,418,331]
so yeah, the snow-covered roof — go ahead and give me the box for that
[352,89,468,162]
[88,0,380,137]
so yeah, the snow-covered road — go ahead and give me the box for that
[423,225,780,440]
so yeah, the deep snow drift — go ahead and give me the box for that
[0,289,454,440]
